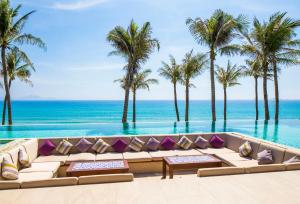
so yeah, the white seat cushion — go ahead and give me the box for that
[230,160,259,167]
[148,150,178,161]
[216,153,252,163]
[122,152,152,162]
[172,149,203,156]
[19,162,60,174]
[198,147,236,155]
[66,153,95,164]
[34,155,68,165]
[95,152,123,161]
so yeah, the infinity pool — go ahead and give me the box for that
[0,119,300,148]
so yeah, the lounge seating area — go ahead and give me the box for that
[1,132,300,190]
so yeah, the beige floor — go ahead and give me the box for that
[1,171,300,204]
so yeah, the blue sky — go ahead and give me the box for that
[10,0,300,100]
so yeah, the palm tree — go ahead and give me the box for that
[131,69,158,122]
[243,59,263,121]
[216,61,242,121]
[115,69,158,123]
[0,0,46,125]
[107,20,159,123]
[158,55,182,121]
[181,50,207,122]
[266,12,300,121]
[186,9,247,121]
[1,48,34,125]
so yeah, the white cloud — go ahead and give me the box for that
[52,0,108,10]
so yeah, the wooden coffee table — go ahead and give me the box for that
[162,155,222,179]
[66,160,129,177]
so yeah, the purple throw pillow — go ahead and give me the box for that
[39,139,56,156]
[75,138,93,152]
[257,149,273,165]
[209,135,224,148]
[111,138,128,153]
[195,136,209,149]
[146,137,160,151]
[161,136,176,150]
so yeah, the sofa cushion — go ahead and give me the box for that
[258,143,285,164]
[1,157,19,180]
[239,141,252,157]
[95,152,123,161]
[229,160,259,167]
[209,135,225,148]
[216,152,252,163]
[33,155,68,165]
[145,137,160,151]
[19,162,60,174]
[241,139,261,159]
[122,152,152,162]
[22,139,38,163]
[161,137,176,150]
[283,156,300,164]
[172,149,203,156]
[66,153,95,164]
[19,147,31,168]
[148,150,178,161]
[198,147,235,155]
[75,138,93,153]
[39,139,56,156]
[18,171,53,182]
[257,150,273,165]
[194,136,209,149]
[78,173,133,185]
[56,139,73,155]
[225,134,243,152]
[283,149,300,162]
[128,137,145,152]
[111,138,128,153]
[92,139,110,154]
[197,167,245,177]
[177,136,193,150]
[21,177,78,189]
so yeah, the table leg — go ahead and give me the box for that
[162,160,166,179]
[169,166,173,179]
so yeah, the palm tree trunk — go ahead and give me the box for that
[1,46,12,125]
[122,87,130,123]
[262,59,270,121]
[272,58,279,122]
[173,82,180,121]
[132,88,136,123]
[2,80,12,125]
[210,49,216,121]
[223,86,227,121]
[185,82,189,122]
[255,77,259,121]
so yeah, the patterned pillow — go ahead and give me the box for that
[39,139,56,156]
[92,139,110,154]
[177,136,193,150]
[284,156,300,164]
[161,136,176,150]
[194,136,209,149]
[111,138,128,153]
[257,149,273,165]
[145,137,160,151]
[1,157,18,180]
[19,147,31,168]
[75,138,93,152]
[209,135,224,148]
[56,140,73,155]
[239,141,252,157]
[128,137,145,152]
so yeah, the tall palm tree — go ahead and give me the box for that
[131,69,158,122]
[158,55,182,121]
[0,0,46,125]
[181,50,207,122]
[115,69,158,123]
[266,12,300,121]
[243,59,263,121]
[186,9,247,121]
[1,48,34,125]
[107,20,159,123]
[216,61,242,121]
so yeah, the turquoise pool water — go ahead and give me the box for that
[0,100,300,149]
[1,120,300,148]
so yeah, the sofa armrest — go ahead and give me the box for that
[78,173,134,185]
[0,181,20,190]
[21,177,78,189]
[245,164,285,173]
[285,162,300,171]
[197,167,245,177]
